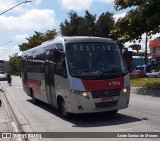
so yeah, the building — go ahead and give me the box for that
[149,37,160,71]
[122,43,153,72]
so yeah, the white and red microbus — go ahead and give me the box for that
[21,36,130,118]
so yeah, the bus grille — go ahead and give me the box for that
[95,101,118,108]
[91,89,121,98]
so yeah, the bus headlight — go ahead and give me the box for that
[82,92,88,97]
[71,90,89,98]
[123,88,127,93]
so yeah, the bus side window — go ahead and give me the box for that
[54,50,67,78]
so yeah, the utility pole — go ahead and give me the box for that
[144,32,148,73]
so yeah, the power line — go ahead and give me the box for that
[0,41,12,47]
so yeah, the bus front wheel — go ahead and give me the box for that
[58,98,70,119]
[107,110,118,116]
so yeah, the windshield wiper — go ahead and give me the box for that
[107,70,118,73]
[107,69,128,75]
[101,67,119,73]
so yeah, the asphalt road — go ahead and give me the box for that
[0,76,160,141]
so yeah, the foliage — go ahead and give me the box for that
[19,29,57,51]
[113,0,160,42]
[130,78,160,88]
[60,10,115,38]
[60,11,96,36]
[96,12,115,38]
[9,53,21,74]
[145,82,160,89]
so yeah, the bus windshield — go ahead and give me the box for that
[66,42,127,79]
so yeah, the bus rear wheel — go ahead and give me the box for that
[58,99,70,119]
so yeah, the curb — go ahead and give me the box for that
[0,86,2,107]
[131,86,144,90]
[131,86,160,91]
[0,84,39,141]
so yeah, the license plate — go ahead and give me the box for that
[101,97,113,102]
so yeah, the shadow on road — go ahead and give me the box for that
[131,87,160,97]
[70,113,142,127]
[27,99,142,127]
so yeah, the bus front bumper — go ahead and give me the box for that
[67,88,130,114]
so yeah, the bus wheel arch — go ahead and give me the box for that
[57,96,70,119]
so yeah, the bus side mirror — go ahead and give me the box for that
[54,50,61,61]
[54,49,65,58]
[55,61,67,78]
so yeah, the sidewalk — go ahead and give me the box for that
[0,83,38,141]
[0,85,16,141]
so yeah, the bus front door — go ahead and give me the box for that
[45,50,57,107]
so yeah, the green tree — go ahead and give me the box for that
[60,11,97,36]
[95,12,114,38]
[9,53,21,74]
[60,11,82,36]
[60,10,114,38]
[113,0,160,42]
[19,29,57,51]
[83,11,96,36]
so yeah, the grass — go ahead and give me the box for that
[130,78,160,89]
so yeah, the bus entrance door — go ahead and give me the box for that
[45,50,56,107]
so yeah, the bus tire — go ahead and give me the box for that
[58,98,70,119]
[30,88,38,104]
[108,110,118,116]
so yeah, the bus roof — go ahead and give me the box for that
[40,36,115,45]
[22,36,116,56]
[56,36,115,43]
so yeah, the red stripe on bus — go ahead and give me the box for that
[82,77,124,92]
[28,79,40,93]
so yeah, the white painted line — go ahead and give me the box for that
[11,122,23,141]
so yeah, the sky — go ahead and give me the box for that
[0,0,159,60]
